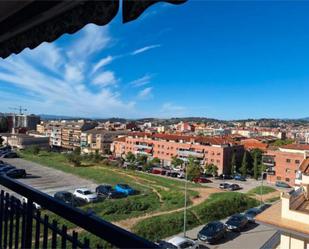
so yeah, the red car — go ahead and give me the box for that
[192,177,212,183]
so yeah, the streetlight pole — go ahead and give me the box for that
[183,161,188,237]
[260,171,267,205]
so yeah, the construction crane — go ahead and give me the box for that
[9,106,27,115]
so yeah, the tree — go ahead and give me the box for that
[230,152,237,175]
[186,157,201,181]
[136,154,148,165]
[253,154,259,180]
[73,147,81,155]
[205,163,218,177]
[27,145,40,155]
[150,157,161,165]
[240,151,249,176]
[171,156,183,167]
[67,153,81,167]
[94,149,101,163]
[126,152,136,163]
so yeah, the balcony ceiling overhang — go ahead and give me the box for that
[0,0,185,59]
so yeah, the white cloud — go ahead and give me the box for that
[160,102,186,117]
[130,74,152,87]
[92,71,117,87]
[92,55,113,74]
[64,64,84,82]
[131,44,161,55]
[67,24,111,60]
[138,87,153,99]
[0,26,134,117]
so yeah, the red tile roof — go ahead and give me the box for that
[281,144,309,151]
[127,132,237,146]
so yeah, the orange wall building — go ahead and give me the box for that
[263,144,309,185]
[112,132,244,175]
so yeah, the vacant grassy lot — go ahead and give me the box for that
[248,186,276,195]
[19,151,258,247]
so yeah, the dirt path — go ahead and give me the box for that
[252,190,280,202]
[113,187,222,231]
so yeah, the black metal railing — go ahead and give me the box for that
[0,174,158,249]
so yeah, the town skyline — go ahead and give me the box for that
[0,1,309,119]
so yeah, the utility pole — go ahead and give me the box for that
[183,161,188,237]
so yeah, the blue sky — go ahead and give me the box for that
[0,1,309,120]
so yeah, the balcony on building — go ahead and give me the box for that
[262,155,276,167]
[177,149,204,158]
[134,143,153,150]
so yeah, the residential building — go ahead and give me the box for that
[240,136,277,151]
[263,144,309,185]
[113,132,244,174]
[7,114,40,132]
[80,129,128,154]
[256,165,309,249]
[1,133,49,149]
[61,121,97,150]
[111,136,126,157]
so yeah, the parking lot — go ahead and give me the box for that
[1,158,97,197]
[172,218,277,249]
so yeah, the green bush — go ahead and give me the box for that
[25,145,41,155]
[133,193,258,241]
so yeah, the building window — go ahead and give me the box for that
[285,178,290,182]
[211,159,214,162]
[295,160,300,164]
[276,176,281,180]
[217,153,221,156]
[171,147,174,149]
[216,160,220,163]
[286,168,291,173]
[286,159,291,163]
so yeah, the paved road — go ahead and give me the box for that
[1,158,97,197]
[171,219,277,249]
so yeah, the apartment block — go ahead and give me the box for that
[113,132,244,174]
[81,129,128,154]
[7,114,40,132]
[256,165,309,249]
[61,121,97,150]
[263,144,309,185]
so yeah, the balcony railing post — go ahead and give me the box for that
[24,200,33,249]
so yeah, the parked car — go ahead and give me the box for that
[22,197,41,209]
[73,188,98,203]
[1,152,18,158]
[6,169,26,178]
[219,183,230,189]
[234,175,246,181]
[198,221,226,243]
[215,174,233,180]
[166,171,180,178]
[244,208,261,223]
[0,165,16,173]
[225,214,248,232]
[192,176,212,184]
[167,236,199,249]
[156,240,177,249]
[114,184,135,195]
[275,181,290,188]
[228,184,241,191]
[54,191,76,206]
[257,203,271,212]
[96,184,126,199]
